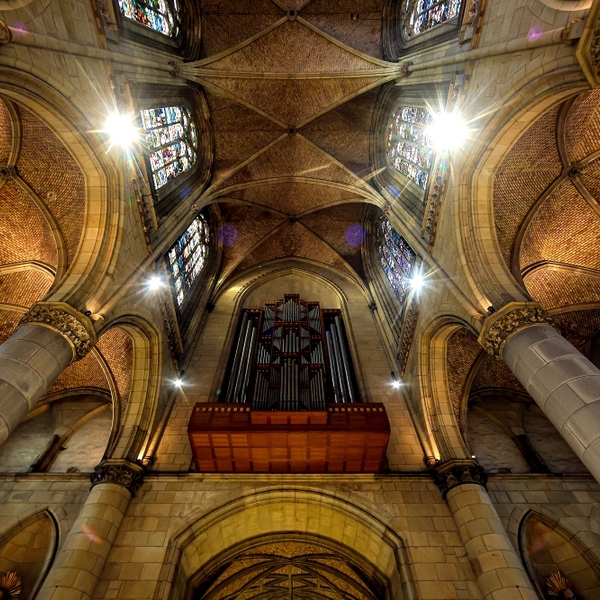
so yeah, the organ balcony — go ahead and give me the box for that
[188,403,390,474]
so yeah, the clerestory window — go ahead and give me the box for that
[117,0,180,36]
[140,105,198,191]
[403,0,462,38]
[167,214,210,307]
[387,105,434,190]
[377,217,416,304]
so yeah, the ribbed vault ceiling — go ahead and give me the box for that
[195,0,393,287]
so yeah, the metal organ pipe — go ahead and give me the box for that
[226,312,248,403]
[326,331,341,403]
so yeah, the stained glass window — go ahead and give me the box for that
[140,105,198,190]
[387,105,434,189]
[167,215,209,307]
[377,217,416,304]
[118,0,179,36]
[403,0,462,38]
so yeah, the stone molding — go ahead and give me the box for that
[90,460,144,497]
[477,301,554,360]
[433,459,487,498]
[0,21,12,46]
[18,302,97,362]
[576,0,600,88]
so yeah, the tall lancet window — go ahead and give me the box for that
[167,215,209,307]
[118,0,180,36]
[403,0,462,38]
[140,105,198,190]
[224,295,358,410]
[387,106,434,190]
[377,217,416,304]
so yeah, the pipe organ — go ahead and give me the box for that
[224,295,358,410]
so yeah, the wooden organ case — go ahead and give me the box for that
[188,295,390,473]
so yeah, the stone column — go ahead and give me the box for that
[478,302,600,483]
[434,460,537,600]
[0,302,96,445]
[37,460,144,600]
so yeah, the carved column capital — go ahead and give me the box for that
[0,21,12,46]
[18,302,97,362]
[477,301,554,360]
[90,460,144,497]
[576,1,600,88]
[433,459,487,498]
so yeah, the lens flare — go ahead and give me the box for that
[103,112,139,150]
[426,111,470,152]
[345,223,366,247]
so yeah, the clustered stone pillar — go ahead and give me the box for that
[478,302,600,484]
[37,460,144,600]
[0,302,96,445]
[434,460,538,600]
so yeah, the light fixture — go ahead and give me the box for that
[409,273,425,292]
[102,111,139,150]
[426,111,469,152]
[471,455,476,459]
[391,371,401,389]
[146,275,164,291]
[173,378,184,389]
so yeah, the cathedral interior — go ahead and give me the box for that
[0,0,600,598]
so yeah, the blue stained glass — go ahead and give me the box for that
[118,0,179,36]
[140,105,198,190]
[403,0,462,38]
[167,216,210,307]
[377,217,416,304]
[387,105,434,190]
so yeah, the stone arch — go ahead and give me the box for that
[456,71,588,310]
[517,509,600,599]
[0,508,59,599]
[154,488,416,600]
[0,67,123,310]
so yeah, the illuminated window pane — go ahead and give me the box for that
[118,0,179,36]
[403,0,462,37]
[167,215,210,307]
[387,105,434,189]
[377,217,416,304]
[140,105,198,190]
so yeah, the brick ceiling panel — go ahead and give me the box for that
[300,87,379,176]
[300,0,384,58]
[204,91,283,178]
[17,106,85,266]
[524,267,600,311]
[0,309,22,345]
[203,76,382,127]
[565,90,600,163]
[0,98,12,163]
[96,327,133,408]
[471,353,526,395]
[218,134,360,189]
[0,269,53,308]
[216,202,287,279]
[578,157,600,199]
[519,179,600,271]
[224,181,361,215]
[203,21,380,73]
[493,105,562,267]
[553,309,600,359]
[446,328,482,422]
[0,180,58,268]
[233,221,355,278]
[299,203,366,278]
[45,351,110,398]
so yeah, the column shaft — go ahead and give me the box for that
[0,325,73,444]
[503,325,600,482]
[36,482,131,600]
[447,484,537,600]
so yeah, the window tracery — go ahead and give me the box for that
[167,215,209,307]
[118,0,180,36]
[403,0,462,38]
[377,217,416,304]
[386,105,434,189]
[140,105,197,190]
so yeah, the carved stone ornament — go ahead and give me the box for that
[90,460,144,497]
[477,301,554,360]
[18,302,97,362]
[0,21,12,46]
[576,1,600,89]
[433,459,487,498]
[169,60,183,77]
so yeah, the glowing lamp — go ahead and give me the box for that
[409,273,425,292]
[103,112,139,149]
[426,111,469,152]
[146,275,163,291]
